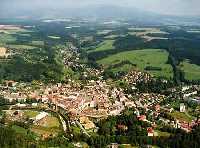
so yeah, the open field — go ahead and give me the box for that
[0,33,17,44]
[180,60,200,81]
[12,125,28,135]
[97,30,112,35]
[98,49,173,79]
[88,40,114,53]
[24,110,40,118]
[104,34,119,39]
[154,130,171,137]
[128,27,169,41]
[6,44,36,50]
[31,115,61,137]
[44,116,60,128]
[170,111,194,122]
[31,126,60,137]
[31,41,44,46]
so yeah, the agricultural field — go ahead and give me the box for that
[88,40,114,53]
[179,60,200,81]
[98,49,173,79]
[128,27,169,41]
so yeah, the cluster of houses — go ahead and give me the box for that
[123,70,152,85]
[1,78,200,135]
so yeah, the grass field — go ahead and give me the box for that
[12,125,27,135]
[97,30,112,35]
[88,40,114,53]
[7,44,36,50]
[31,126,60,137]
[180,60,200,80]
[31,115,61,137]
[31,41,44,46]
[154,130,171,137]
[98,49,173,79]
[170,111,193,122]
[24,110,40,118]
[44,116,60,128]
[0,33,17,44]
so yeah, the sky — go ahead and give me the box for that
[0,0,200,16]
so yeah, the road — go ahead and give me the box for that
[75,120,90,137]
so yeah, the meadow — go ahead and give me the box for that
[180,60,200,81]
[98,49,173,79]
[88,40,114,53]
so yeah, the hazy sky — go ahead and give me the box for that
[1,0,200,16]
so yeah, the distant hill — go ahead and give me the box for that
[0,4,199,25]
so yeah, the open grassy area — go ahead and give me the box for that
[97,30,112,35]
[170,111,194,122]
[24,110,40,118]
[31,41,44,46]
[180,60,200,81]
[88,40,114,53]
[6,44,36,50]
[0,33,17,44]
[44,116,60,128]
[31,126,60,137]
[154,130,171,137]
[104,35,119,39]
[12,125,27,135]
[98,49,173,79]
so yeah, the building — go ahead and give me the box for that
[180,103,186,112]
[147,127,154,137]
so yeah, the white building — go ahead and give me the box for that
[180,103,186,112]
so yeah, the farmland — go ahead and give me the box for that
[98,49,173,79]
[88,40,114,53]
[180,60,200,81]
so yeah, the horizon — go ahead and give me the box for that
[0,0,200,19]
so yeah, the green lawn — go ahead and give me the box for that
[180,60,200,81]
[88,40,114,53]
[98,49,173,79]
[24,110,40,118]
[170,111,194,122]
[12,125,27,135]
